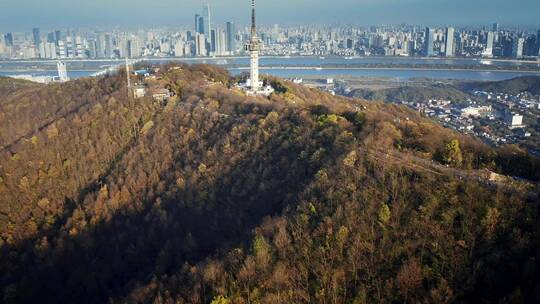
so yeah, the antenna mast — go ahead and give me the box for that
[251,0,257,38]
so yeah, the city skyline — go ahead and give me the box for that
[1,0,540,31]
[1,0,539,61]
[2,22,540,61]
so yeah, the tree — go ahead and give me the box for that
[397,259,424,302]
[443,139,463,167]
[210,295,231,304]
[378,203,391,226]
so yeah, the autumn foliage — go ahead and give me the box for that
[0,65,539,304]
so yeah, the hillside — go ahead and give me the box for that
[348,84,474,105]
[463,76,540,95]
[348,76,540,104]
[0,77,41,96]
[1,65,539,304]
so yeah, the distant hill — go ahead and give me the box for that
[464,76,540,95]
[0,65,539,304]
[349,84,474,105]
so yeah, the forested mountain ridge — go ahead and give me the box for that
[463,76,540,95]
[348,76,540,105]
[348,84,473,105]
[0,65,539,304]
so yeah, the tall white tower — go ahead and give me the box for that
[57,61,69,82]
[125,57,131,98]
[245,0,261,92]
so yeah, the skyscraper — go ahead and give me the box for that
[128,38,141,58]
[65,36,74,58]
[484,31,494,57]
[47,32,56,43]
[96,33,106,58]
[32,28,41,47]
[226,22,236,54]
[118,37,128,58]
[174,41,185,57]
[88,40,97,58]
[75,36,85,58]
[195,14,204,34]
[184,43,193,57]
[54,30,62,44]
[346,38,353,49]
[492,23,499,32]
[424,27,435,56]
[4,33,13,47]
[512,37,524,58]
[210,29,216,53]
[39,42,57,59]
[445,27,455,57]
[195,33,207,56]
[57,40,66,58]
[104,34,113,58]
[214,28,227,56]
[203,2,211,38]
[537,30,540,56]
[525,36,536,56]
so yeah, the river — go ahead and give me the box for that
[1,56,540,81]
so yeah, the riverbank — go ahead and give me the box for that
[2,55,539,64]
[2,56,540,82]
[232,66,540,74]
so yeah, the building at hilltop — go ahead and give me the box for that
[242,0,274,96]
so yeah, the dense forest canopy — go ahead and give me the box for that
[0,65,539,304]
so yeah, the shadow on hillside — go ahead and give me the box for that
[0,114,329,304]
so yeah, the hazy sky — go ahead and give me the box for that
[1,0,539,31]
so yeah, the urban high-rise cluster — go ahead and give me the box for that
[193,2,236,56]
[1,15,539,60]
[0,1,237,60]
[418,24,538,59]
